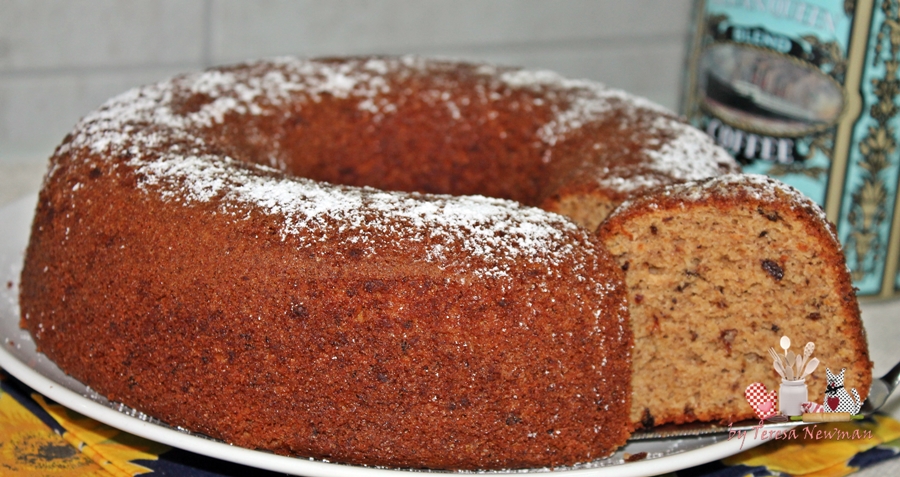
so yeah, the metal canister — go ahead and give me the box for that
[682,0,900,299]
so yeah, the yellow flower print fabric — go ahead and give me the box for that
[0,390,108,475]
[3,367,900,476]
[33,394,169,477]
[720,416,900,477]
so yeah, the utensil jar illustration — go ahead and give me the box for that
[780,379,809,416]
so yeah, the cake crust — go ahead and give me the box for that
[18,56,868,468]
[14,56,746,469]
[22,171,633,468]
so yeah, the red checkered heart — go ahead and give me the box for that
[745,382,778,420]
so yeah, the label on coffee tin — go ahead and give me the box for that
[682,0,900,298]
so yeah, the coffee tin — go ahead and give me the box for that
[682,0,900,298]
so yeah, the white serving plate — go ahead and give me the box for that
[0,193,790,477]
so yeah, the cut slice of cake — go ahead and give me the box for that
[597,174,872,428]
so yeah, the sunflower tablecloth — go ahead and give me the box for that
[2,368,900,477]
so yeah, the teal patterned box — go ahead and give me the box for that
[682,0,900,299]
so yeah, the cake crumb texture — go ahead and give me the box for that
[599,174,872,427]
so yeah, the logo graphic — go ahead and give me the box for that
[744,335,867,423]
[732,335,873,448]
[823,368,863,414]
[745,382,778,420]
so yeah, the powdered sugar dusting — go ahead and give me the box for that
[59,58,396,157]
[498,69,735,193]
[499,69,669,146]
[679,174,828,218]
[59,57,734,201]
[132,153,589,278]
[51,56,730,277]
[598,118,737,193]
[609,173,838,244]
[644,119,734,179]
[44,57,621,278]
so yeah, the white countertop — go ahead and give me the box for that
[0,160,46,207]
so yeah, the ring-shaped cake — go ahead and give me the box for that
[19,57,740,469]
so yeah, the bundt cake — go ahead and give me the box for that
[597,174,872,429]
[18,56,738,470]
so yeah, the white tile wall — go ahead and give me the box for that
[0,0,694,171]
[0,0,206,71]
[209,0,690,60]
